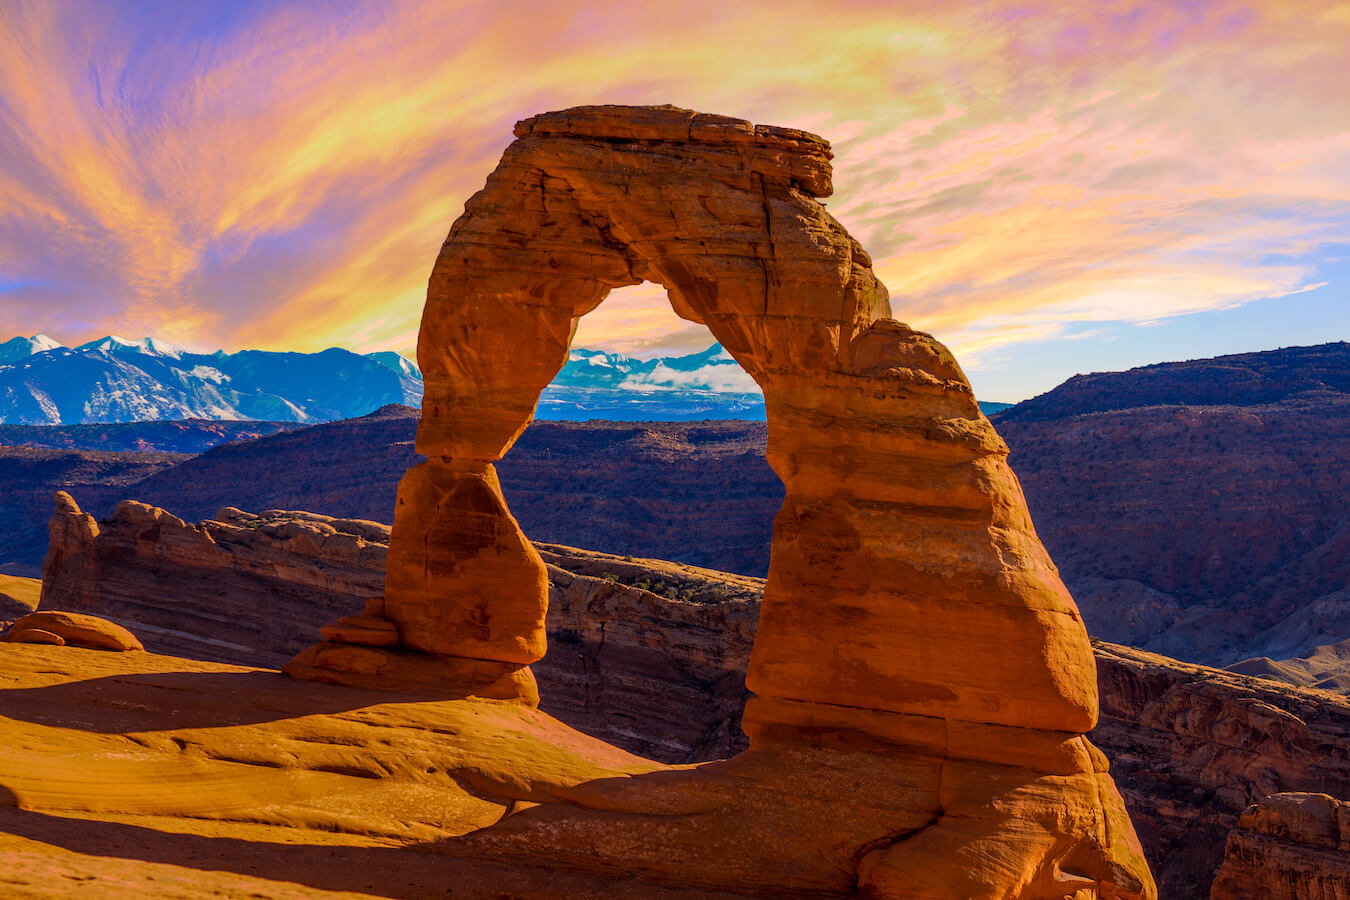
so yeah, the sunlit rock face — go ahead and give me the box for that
[287,104,1155,899]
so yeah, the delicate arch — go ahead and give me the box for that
[282,105,1154,899]
[367,104,1094,739]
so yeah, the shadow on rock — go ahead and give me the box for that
[0,669,461,733]
[0,797,752,899]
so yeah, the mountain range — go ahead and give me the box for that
[0,334,421,425]
[0,334,1009,424]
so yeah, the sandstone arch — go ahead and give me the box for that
[287,105,1154,898]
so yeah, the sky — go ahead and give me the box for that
[0,0,1347,401]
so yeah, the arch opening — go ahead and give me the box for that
[488,279,779,761]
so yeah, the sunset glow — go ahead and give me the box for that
[1,0,1347,399]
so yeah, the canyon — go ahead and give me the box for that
[27,493,1350,898]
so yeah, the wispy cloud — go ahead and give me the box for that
[0,0,1345,366]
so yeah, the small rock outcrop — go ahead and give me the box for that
[6,610,142,651]
[1210,793,1350,899]
[284,104,1152,898]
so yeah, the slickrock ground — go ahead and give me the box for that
[1,640,1150,899]
[1208,793,1350,899]
[39,497,1350,897]
[0,573,40,620]
[0,643,730,900]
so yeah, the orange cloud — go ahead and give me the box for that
[0,0,1345,366]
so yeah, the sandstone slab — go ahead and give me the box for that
[8,627,64,646]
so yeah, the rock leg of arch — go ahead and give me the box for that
[285,105,1155,898]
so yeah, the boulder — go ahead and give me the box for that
[9,610,142,651]
[1210,793,1350,899]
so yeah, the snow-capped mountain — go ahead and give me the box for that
[0,336,423,425]
[365,350,421,380]
[0,336,1006,425]
[0,334,63,364]
[75,335,187,359]
[555,345,759,393]
[539,345,767,420]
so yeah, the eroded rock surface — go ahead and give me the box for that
[1095,644,1350,899]
[41,495,386,664]
[276,104,1152,898]
[1209,793,1350,900]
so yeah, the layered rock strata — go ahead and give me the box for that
[1209,793,1350,900]
[41,493,387,665]
[282,104,1151,897]
[1094,644,1350,899]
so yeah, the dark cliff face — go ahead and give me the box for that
[1093,643,1350,900]
[990,343,1350,665]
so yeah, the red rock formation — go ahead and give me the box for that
[1210,793,1350,899]
[8,627,64,645]
[40,496,386,664]
[285,104,1151,898]
[6,610,141,651]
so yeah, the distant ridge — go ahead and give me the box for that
[995,341,1350,423]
